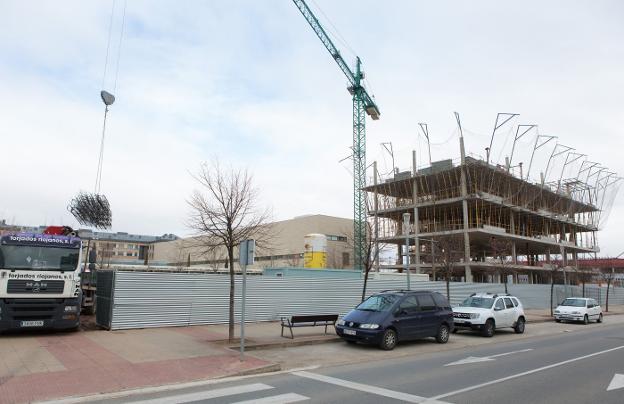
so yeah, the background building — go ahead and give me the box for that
[152,214,354,269]
[0,219,178,266]
[78,230,178,266]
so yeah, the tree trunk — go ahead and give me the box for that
[503,275,508,294]
[550,275,555,317]
[361,267,370,302]
[606,279,611,312]
[582,280,585,297]
[446,274,451,301]
[228,245,235,341]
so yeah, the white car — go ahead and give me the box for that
[452,293,526,337]
[554,298,603,324]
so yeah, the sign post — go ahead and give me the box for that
[238,239,255,361]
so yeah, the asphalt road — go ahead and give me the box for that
[70,321,624,404]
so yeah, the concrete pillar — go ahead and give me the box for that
[459,135,473,282]
[373,161,379,272]
[510,211,517,264]
[412,151,420,273]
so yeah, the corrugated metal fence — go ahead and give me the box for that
[96,270,624,330]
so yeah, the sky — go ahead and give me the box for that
[0,1,623,255]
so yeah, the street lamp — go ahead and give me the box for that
[403,212,411,290]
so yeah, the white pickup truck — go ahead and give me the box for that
[452,292,526,337]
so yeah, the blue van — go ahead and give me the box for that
[335,290,454,350]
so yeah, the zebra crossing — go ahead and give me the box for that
[123,371,450,404]
[127,382,309,404]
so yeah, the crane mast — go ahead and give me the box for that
[292,0,380,272]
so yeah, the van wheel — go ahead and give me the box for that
[514,317,525,334]
[481,319,495,337]
[379,329,397,350]
[436,324,450,343]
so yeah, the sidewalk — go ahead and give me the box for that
[0,324,281,404]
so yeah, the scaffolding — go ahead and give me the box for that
[366,132,621,285]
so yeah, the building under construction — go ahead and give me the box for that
[365,131,620,284]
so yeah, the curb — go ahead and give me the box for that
[526,317,552,323]
[231,337,342,351]
[230,363,282,376]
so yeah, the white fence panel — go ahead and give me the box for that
[101,270,623,330]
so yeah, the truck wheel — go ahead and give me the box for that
[379,329,397,350]
[481,319,495,337]
[436,324,450,343]
[82,305,95,315]
[514,317,525,334]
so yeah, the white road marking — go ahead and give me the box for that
[606,373,624,391]
[431,345,624,400]
[230,393,310,404]
[35,365,320,404]
[292,371,451,403]
[487,348,533,358]
[444,348,533,366]
[128,383,273,404]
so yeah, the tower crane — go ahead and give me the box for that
[292,0,380,272]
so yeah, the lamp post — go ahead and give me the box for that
[403,212,411,290]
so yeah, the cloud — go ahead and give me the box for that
[0,0,622,254]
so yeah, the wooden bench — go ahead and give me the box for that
[280,314,339,339]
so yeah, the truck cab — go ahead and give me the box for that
[0,230,83,332]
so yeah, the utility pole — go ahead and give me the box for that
[238,239,255,361]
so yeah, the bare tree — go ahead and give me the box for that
[577,270,593,298]
[187,160,271,341]
[602,271,615,312]
[436,235,464,301]
[360,221,379,302]
[490,237,514,294]
[285,253,302,267]
[548,256,565,316]
[343,220,385,302]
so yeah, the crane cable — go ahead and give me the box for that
[95,0,127,194]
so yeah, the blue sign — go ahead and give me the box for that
[0,233,81,249]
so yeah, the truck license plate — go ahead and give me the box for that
[344,329,356,336]
[20,320,44,327]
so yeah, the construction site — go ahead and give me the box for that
[365,116,621,285]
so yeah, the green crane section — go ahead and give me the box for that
[292,0,380,272]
